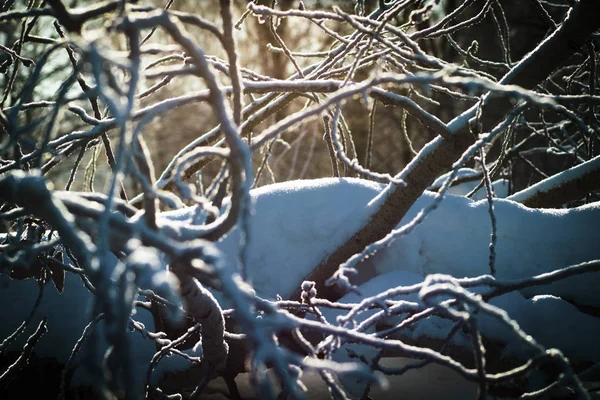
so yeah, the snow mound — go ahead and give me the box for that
[161,177,600,307]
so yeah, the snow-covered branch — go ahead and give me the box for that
[508,154,600,208]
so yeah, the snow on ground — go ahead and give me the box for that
[368,185,600,307]
[0,271,109,363]
[163,177,600,306]
[161,178,386,302]
[1,177,599,398]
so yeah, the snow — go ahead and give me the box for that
[316,271,424,396]
[0,270,103,363]
[161,177,599,307]
[482,293,600,361]
[160,178,387,301]
[369,187,600,307]
[1,177,599,398]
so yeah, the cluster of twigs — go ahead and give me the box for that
[0,0,599,399]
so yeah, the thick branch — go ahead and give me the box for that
[508,154,600,208]
[299,0,600,301]
[0,171,96,272]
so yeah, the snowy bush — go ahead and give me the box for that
[0,1,599,399]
